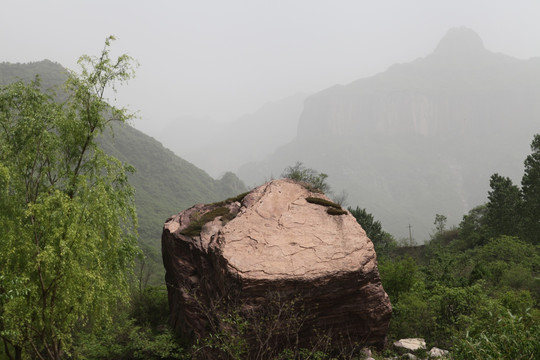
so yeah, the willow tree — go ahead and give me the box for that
[0,37,139,360]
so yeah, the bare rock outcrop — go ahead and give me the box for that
[162,179,392,351]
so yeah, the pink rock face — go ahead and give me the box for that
[162,179,392,350]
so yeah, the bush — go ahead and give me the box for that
[74,316,185,360]
[282,162,330,193]
[389,282,434,340]
[180,207,231,236]
[452,308,540,359]
[379,256,419,302]
[131,286,170,329]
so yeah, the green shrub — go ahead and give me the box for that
[389,282,434,340]
[211,191,250,207]
[131,286,170,329]
[379,256,419,302]
[74,316,185,360]
[452,308,540,359]
[498,289,535,315]
[282,162,330,193]
[180,207,231,236]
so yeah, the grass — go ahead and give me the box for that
[326,207,348,216]
[180,191,250,237]
[305,197,342,209]
[306,197,347,216]
[211,191,250,207]
[180,207,231,237]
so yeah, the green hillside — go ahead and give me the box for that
[0,60,247,281]
[99,123,247,251]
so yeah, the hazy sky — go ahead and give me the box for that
[2,1,540,137]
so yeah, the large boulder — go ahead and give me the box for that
[162,179,392,351]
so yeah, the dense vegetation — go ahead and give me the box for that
[369,135,540,359]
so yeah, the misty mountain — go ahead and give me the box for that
[157,92,307,178]
[0,60,247,259]
[0,59,68,89]
[238,27,540,241]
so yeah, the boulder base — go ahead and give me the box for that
[162,179,392,350]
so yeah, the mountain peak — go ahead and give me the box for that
[433,27,485,58]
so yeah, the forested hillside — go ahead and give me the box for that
[0,60,247,283]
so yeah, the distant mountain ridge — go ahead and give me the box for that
[157,92,307,178]
[298,27,540,141]
[239,27,540,240]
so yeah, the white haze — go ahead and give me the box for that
[2,0,540,141]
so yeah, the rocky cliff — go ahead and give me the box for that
[297,27,540,141]
[238,28,540,240]
[162,179,391,353]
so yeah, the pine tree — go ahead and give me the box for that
[485,173,522,238]
[521,134,540,244]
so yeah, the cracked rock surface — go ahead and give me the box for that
[162,178,392,348]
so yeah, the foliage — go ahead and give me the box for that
[130,286,171,329]
[388,281,434,340]
[382,138,540,353]
[0,37,139,359]
[74,314,185,360]
[191,292,315,360]
[383,227,540,354]
[73,285,185,359]
[452,308,540,359]
[210,191,250,207]
[378,256,419,303]
[521,134,540,244]
[193,309,249,360]
[180,207,231,237]
[433,214,447,235]
[457,205,489,248]
[282,162,330,193]
[424,247,467,287]
[485,173,522,238]
[348,206,397,257]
